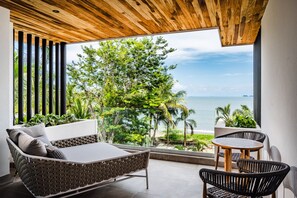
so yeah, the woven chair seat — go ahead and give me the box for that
[207,186,261,198]
[218,152,255,162]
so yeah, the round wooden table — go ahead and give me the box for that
[212,138,264,172]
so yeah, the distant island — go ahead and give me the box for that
[243,95,253,97]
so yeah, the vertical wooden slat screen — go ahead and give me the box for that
[42,39,47,115]
[34,36,40,114]
[49,41,53,114]
[27,34,32,121]
[55,43,60,115]
[13,34,67,123]
[18,31,24,123]
[60,42,66,115]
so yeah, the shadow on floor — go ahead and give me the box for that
[0,159,210,198]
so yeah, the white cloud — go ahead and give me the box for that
[66,41,99,64]
[157,29,253,61]
[66,29,253,64]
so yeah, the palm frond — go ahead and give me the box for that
[188,109,196,115]
[189,124,194,135]
[187,119,197,128]
[215,116,224,124]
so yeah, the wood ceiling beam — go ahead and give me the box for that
[0,0,269,46]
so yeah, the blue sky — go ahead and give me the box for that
[67,29,253,97]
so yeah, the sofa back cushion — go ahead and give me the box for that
[18,132,47,157]
[7,123,52,145]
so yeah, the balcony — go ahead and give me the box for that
[0,0,297,198]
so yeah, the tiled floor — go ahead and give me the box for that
[0,159,213,198]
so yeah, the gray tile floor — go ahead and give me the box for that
[0,159,213,198]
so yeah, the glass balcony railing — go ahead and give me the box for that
[95,107,214,154]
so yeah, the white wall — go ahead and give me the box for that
[262,0,297,196]
[0,7,13,177]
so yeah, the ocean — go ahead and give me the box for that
[176,96,253,132]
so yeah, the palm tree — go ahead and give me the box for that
[215,104,233,127]
[175,109,197,146]
[151,90,188,145]
[232,104,252,117]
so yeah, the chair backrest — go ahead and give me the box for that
[218,131,266,143]
[269,145,282,162]
[283,166,297,198]
[200,159,290,197]
[237,160,290,196]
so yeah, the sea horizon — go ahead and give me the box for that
[161,96,254,132]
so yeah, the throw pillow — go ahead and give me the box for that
[7,123,52,145]
[6,129,22,144]
[18,132,47,157]
[46,145,67,160]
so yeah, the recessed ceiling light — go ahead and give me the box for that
[52,10,60,13]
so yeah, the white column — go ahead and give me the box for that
[262,0,297,197]
[0,7,13,177]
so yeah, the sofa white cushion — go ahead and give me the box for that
[60,142,129,163]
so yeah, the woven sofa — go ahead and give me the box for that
[7,134,150,197]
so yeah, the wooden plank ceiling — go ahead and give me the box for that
[0,0,269,46]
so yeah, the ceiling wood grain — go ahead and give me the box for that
[0,0,269,46]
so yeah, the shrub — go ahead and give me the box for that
[216,104,256,128]
[173,140,208,152]
[163,129,183,142]
[25,113,78,127]
[195,140,208,151]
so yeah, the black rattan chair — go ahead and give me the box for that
[200,159,290,198]
[215,131,266,169]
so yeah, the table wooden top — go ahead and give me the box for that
[212,138,264,150]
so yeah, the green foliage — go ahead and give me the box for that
[232,105,256,128]
[175,108,197,146]
[67,37,176,111]
[215,104,234,127]
[195,140,208,151]
[173,139,208,152]
[67,37,183,144]
[68,98,91,119]
[25,114,46,126]
[215,104,256,128]
[163,130,213,144]
[98,107,150,145]
[25,113,78,127]
[60,114,77,124]
[163,129,183,142]
[162,129,212,151]
[174,145,184,150]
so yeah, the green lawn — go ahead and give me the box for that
[161,130,214,144]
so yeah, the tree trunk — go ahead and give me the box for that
[152,115,158,145]
[149,114,152,138]
[166,125,170,145]
[183,121,187,146]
